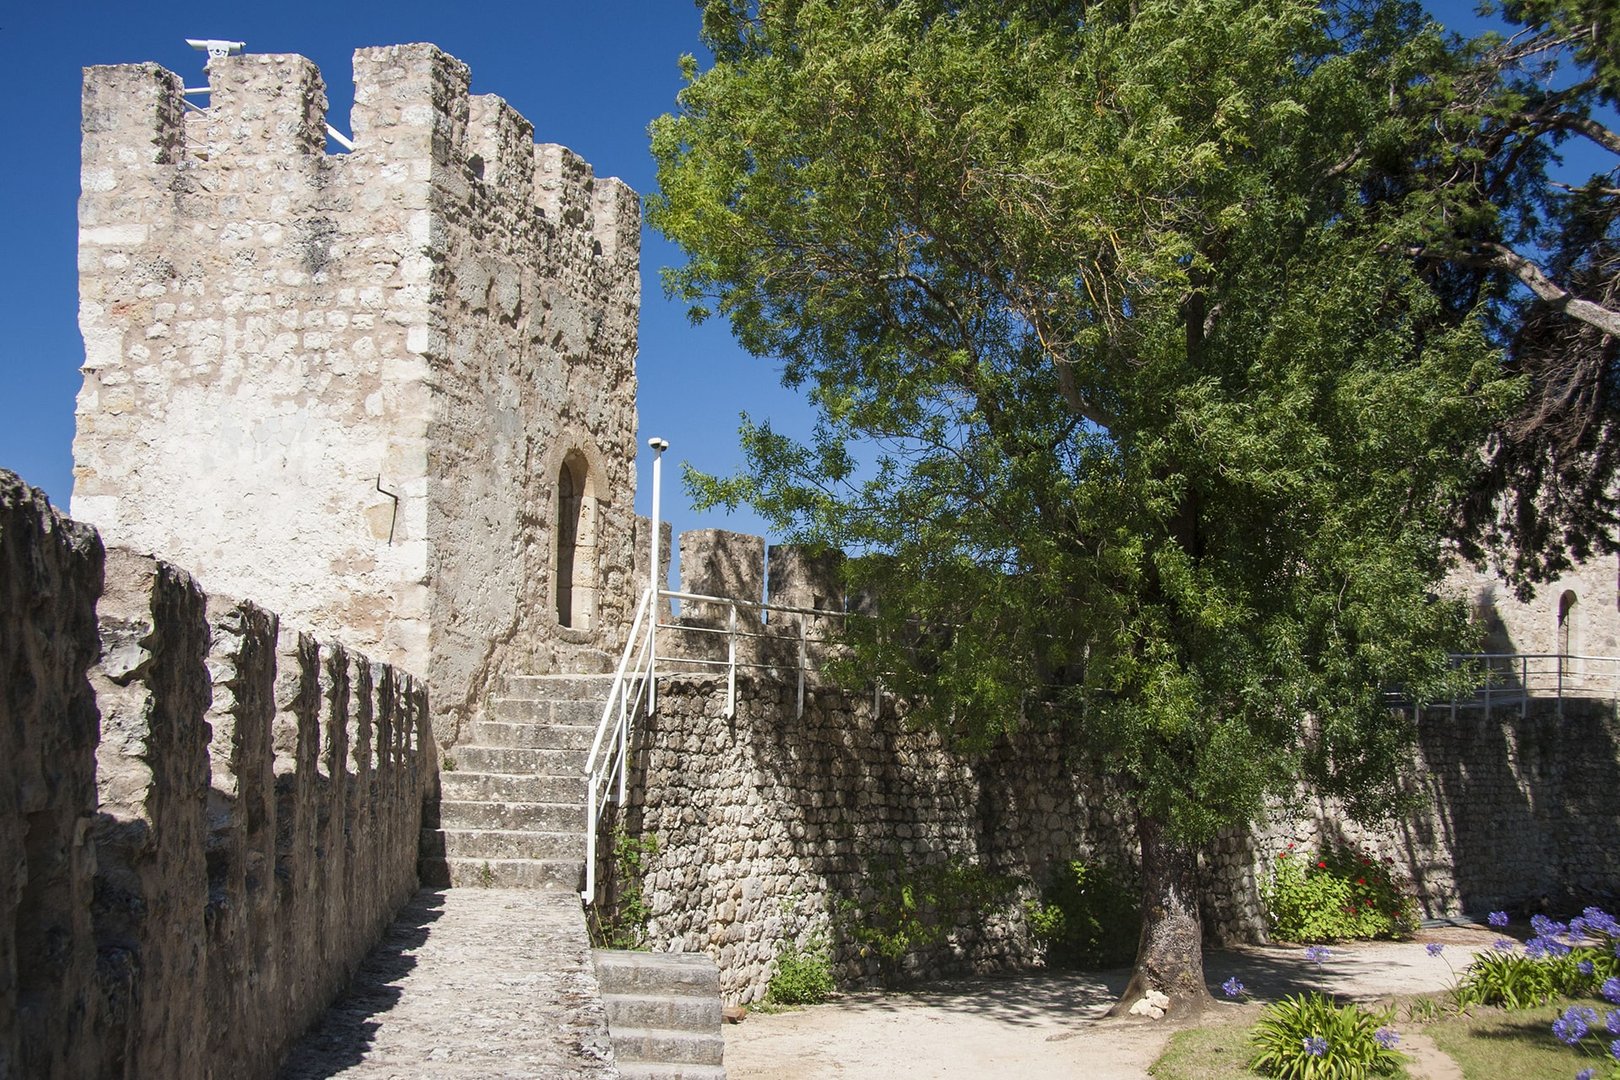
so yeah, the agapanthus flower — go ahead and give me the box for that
[1221,977,1244,998]
[1304,945,1331,965]
[1604,977,1620,1005]
[1612,1038,1620,1062]
[1553,1005,1597,1045]
[1426,942,1445,957]
[1493,938,1516,952]
[1532,914,1568,939]
[1577,1069,1594,1080]
[1582,908,1620,937]
[1527,936,1572,959]
[1374,1027,1400,1049]
[1488,910,1509,928]
[1605,1009,1620,1036]
[1302,1035,1327,1057]
[1579,960,1595,976]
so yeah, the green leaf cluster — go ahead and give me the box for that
[1250,992,1405,1079]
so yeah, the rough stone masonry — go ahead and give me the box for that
[71,44,643,753]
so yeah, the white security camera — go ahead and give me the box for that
[186,39,246,60]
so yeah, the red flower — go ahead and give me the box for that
[1357,878,1366,885]
[1317,861,1328,869]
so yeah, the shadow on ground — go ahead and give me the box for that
[277,889,448,1079]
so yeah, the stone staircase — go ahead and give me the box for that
[414,672,728,1079]
[594,950,727,1080]
[421,674,610,891]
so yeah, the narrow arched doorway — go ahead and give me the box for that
[555,451,597,630]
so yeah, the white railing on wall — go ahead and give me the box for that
[580,583,850,902]
[1438,652,1620,720]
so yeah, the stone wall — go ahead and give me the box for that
[71,44,640,750]
[0,471,435,1078]
[615,528,1620,1004]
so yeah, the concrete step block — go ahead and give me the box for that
[605,993,722,1033]
[593,950,722,997]
[503,673,618,701]
[439,771,584,804]
[421,828,584,862]
[419,856,582,891]
[470,719,596,749]
[610,1029,725,1067]
[432,799,587,832]
[454,745,584,776]
[612,1065,726,1080]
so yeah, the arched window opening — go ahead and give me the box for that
[1558,589,1579,656]
[554,451,597,630]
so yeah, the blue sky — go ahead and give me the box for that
[0,0,1548,547]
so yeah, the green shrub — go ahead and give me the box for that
[836,855,1017,983]
[1250,992,1405,1079]
[1024,859,1140,968]
[589,828,659,950]
[1261,843,1418,943]
[767,936,836,1005]
[1452,950,1564,1009]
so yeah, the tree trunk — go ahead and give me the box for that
[1108,813,1211,1019]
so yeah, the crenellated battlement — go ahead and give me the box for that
[73,43,643,753]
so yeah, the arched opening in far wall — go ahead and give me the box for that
[555,450,598,630]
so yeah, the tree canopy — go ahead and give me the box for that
[651,0,1520,1011]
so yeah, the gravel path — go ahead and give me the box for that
[279,888,617,1079]
[723,927,1499,1080]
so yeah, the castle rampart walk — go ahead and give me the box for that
[279,889,617,1079]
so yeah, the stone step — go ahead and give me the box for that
[433,799,587,832]
[419,856,582,891]
[594,950,722,998]
[612,1065,726,1080]
[605,993,723,1032]
[439,771,584,804]
[609,1028,725,1067]
[470,719,596,750]
[503,673,619,701]
[491,696,613,726]
[421,828,584,862]
[453,745,584,776]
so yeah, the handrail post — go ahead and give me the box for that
[647,437,668,715]
[726,602,737,719]
[796,616,807,719]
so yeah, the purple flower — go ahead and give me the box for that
[1606,1009,1620,1036]
[1302,1035,1328,1057]
[1577,1069,1594,1080]
[1554,1006,1598,1045]
[1304,945,1332,965]
[1532,914,1569,939]
[1602,976,1620,1004]
[1488,910,1510,927]
[1221,976,1244,998]
[1425,942,1445,957]
[1374,1026,1400,1049]
[1582,908,1620,937]
[1527,936,1572,959]
[1612,1039,1620,1062]
[1579,960,1596,976]
[1493,938,1517,952]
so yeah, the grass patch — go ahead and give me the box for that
[1150,1021,1268,1080]
[1426,999,1609,1080]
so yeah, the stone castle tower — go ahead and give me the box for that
[71,44,642,746]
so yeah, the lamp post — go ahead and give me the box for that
[647,437,668,713]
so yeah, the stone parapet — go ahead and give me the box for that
[0,470,435,1078]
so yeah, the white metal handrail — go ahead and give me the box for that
[1442,652,1620,720]
[579,584,852,902]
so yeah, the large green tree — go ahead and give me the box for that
[650,0,1516,1013]
[1383,0,1620,585]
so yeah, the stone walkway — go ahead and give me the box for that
[279,888,617,1079]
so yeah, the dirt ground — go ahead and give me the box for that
[723,925,1497,1079]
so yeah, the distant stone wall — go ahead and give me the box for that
[72,43,640,751]
[0,472,435,1078]
[1206,697,1620,941]
[618,528,1620,1003]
